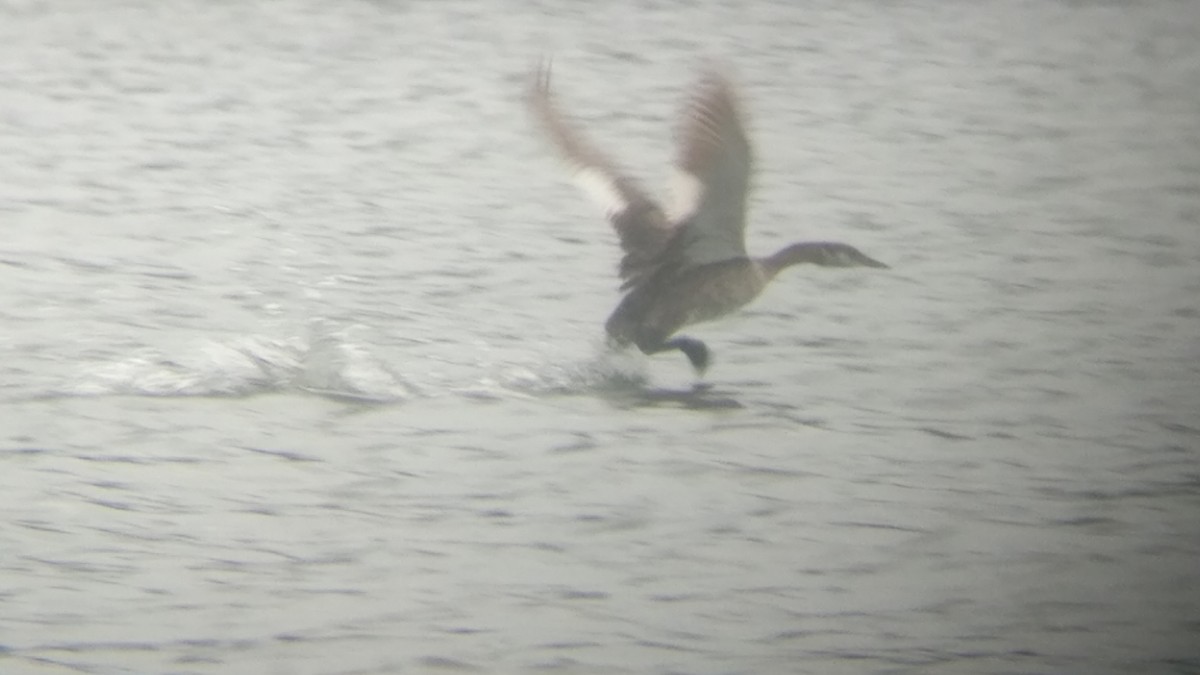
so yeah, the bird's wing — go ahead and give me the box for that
[665,68,753,267]
[526,63,675,285]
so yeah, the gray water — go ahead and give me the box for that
[2,1,1199,673]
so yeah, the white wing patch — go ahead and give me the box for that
[666,168,704,224]
[572,166,631,219]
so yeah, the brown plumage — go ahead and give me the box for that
[527,63,887,375]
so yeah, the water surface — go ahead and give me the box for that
[2,1,1199,673]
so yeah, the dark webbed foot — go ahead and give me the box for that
[666,336,710,376]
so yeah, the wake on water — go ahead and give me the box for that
[496,346,743,410]
[63,324,668,404]
[66,322,419,402]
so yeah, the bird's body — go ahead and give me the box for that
[606,257,768,351]
[527,64,887,375]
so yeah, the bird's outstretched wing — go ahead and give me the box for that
[526,63,675,286]
[665,69,753,267]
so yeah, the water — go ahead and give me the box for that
[2,1,1199,673]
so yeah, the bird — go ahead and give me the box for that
[526,63,887,376]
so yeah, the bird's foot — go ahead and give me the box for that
[666,336,709,377]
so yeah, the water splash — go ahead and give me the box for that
[495,345,649,396]
[297,321,421,402]
[67,321,419,402]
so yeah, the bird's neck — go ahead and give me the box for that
[762,242,828,277]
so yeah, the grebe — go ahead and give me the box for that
[527,64,887,375]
